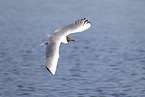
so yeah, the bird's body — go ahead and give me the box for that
[45,18,91,75]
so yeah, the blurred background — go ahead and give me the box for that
[0,0,145,97]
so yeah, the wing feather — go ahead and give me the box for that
[54,18,91,37]
[45,37,61,75]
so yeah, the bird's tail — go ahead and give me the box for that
[40,33,50,46]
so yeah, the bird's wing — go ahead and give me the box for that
[54,18,91,37]
[45,37,61,75]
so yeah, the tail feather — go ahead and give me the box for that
[40,33,50,46]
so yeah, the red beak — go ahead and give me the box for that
[71,39,75,42]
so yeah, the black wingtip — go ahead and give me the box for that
[87,21,91,25]
[81,18,86,21]
[85,20,88,23]
[45,66,54,75]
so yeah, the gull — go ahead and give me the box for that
[45,18,91,75]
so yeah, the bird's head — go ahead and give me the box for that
[67,36,75,42]
[61,36,75,44]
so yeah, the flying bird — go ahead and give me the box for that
[45,18,91,75]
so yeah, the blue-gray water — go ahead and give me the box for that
[0,0,145,97]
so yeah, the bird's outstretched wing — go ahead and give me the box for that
[54,18,91,37]
[45,37,61,75]
[45,18,91,75]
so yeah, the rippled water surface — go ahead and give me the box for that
[0,0,145,97]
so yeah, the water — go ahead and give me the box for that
[0,0,145,97]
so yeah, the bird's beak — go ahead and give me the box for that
[71,39,75,42]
